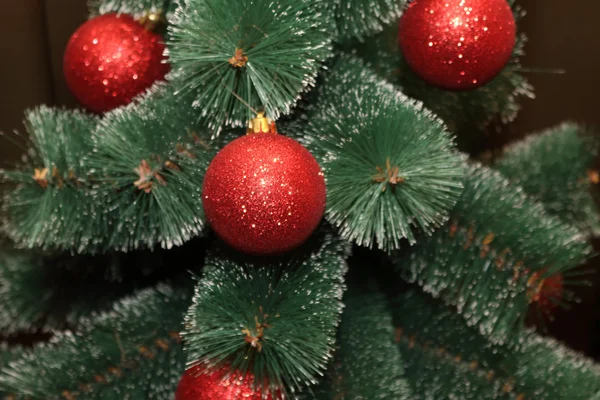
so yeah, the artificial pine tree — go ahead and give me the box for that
[0,0,599,399]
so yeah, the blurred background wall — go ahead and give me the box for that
[1,0,87,163]
[0,0,599,356]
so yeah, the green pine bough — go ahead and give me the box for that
[301,291,412,400]
[286,54,465,251]
[332,0,407,42]
[345,0,533,134]
[392,163,592,344]
[92,0,410,50]
[0,345,15,368]
[0,344,23,399]
[0,107,102,253]
[88,0,174,19]
[0,282,192,399]
[88,84,221,251]
[167,0,333,132]
[1,85,221,253]
[494,122,600,235]
[0,244,197,335]
[182,228,349,396]
[398,329,502,399]
[333,292,411,400]
[0,248,116,334]
[392,290,600,400]
[0,345,22,374]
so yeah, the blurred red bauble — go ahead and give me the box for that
[175,365,278,400]
[202,117,326,255]
[528,271,564,314]
[398,0,516,90]
[63,13,169,113]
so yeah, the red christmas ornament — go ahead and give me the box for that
[398,0,516,90]
[202,113,326,255]
[528,271,564,313]
[175,365,279,400]
[63,13,169,113]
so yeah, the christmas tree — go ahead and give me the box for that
[1,0,599,398]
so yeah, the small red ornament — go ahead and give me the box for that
[528,271,564,313]
[202,113,326,255]
[398,0,516,90]
[175,365,278,400]
[63,13,169,113]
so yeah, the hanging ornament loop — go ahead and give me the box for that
[247,111,277,135]
[136,10,167,32]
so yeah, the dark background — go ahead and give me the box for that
[0,0,599,357]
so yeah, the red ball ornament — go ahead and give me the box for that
[202,114,326,255]
[398,0,516,90]
[175,365,279,400]
[528,271,564,314]
[63,13,169,113]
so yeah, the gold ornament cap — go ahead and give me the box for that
[137,10,166,31]
[247,111,277,134]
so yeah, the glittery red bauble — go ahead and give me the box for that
[63,13,169,113]
[529,272,564,313]
[398,0,516,90]
[202,134,326,255]
[175,366,278,400]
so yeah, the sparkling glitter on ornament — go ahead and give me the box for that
[528,271,564,313]
[398,0,516,90]
[202,132,326,255]
[175,366,279,400]
[63,13,169,113]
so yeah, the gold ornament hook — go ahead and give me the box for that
[137,10,166,31]
[247,111,277,134]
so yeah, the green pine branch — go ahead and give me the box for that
[0,242,202,335]
[0,248,113,334]
[397,327,503,399]
[167,0,333,132]
[345,0,533,134]
[332,292,411,399]
[301,290,412,400]
[392,163,592,344]
[392,290,600,400]
[0,107,102,253]
[332,0,407,42]
[88,0,174,19]
[0,345,14,366]
[494,122,600,235]
[2,85,223,253]
[0,344,23,373]
[393,290,520,400]
[182,227,350,395]
[0,344,24,399]
[0,282,193,399]
[87,84,223,251]
[285,54,465,251]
